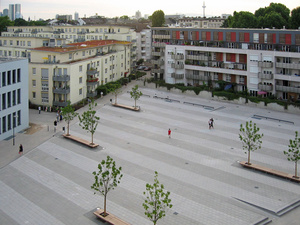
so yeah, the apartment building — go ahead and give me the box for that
[177,17,225,28]
[151,27,300,100]
[0,58,29,141]
[1,25,137,66]
[136,29,151,62]
[29,40,131,107]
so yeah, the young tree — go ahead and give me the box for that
[239,121,264,165]
[91,156,123,216]
[130,85,143,109]
[284,131,300,178]
[61,101,78,136]
[78,99,100,144]
[110,83,122,104]
[143,171,172,225]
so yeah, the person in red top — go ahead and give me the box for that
[168,128,171,138]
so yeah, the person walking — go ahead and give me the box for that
[210,118,214,129]
[19,144,23,155]
[38,106,41,114]
[168,128,171,138]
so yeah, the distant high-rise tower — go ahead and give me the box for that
[8,4,15,20]
[15,4,21,19]
[74,12,79,20]
[135,10,141,19]
[202,1,206,18]
[3,9,9,17]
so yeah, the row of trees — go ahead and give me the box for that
[223,3,300,29]
[239,121,300,178]
[91,156,172,225]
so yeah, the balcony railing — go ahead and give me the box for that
[151,52,164,56]
[258,61,273,68]
[152,68,164,74]
[171,63,184,69]
[53,75,70,81]
[171,73,184,79]
[87,69,98,75]
[258,83,273,91]
[258,72,273,79]
[53,87,70,94]
[186,55,208,61]
[151,60,164,65]
[276,85,300,94]
[87,91,97,98]
[275,62,300,70]
[53,101,68,107]
[171,54,184,60]
[186,74,210,81]
[87,78,99,86]
[152,42,167,47]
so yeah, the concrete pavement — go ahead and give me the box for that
[0,81,300,225]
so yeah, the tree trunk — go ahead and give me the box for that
[247,150,251,165]
[67,121,70,136]
[104,194,107,216]
[295,161,298,178]
[135,99,137,109]
[91,133,94,145]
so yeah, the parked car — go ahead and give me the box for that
[144,67,151,71]
[137,66,146,70]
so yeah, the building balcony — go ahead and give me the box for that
[151,59,164,65]
[87,91,97,98]
[258,72,273,79]
[171,73,184,79]
[87,78,99,86]
[276,62,300,70]
[276,85,300,94]
[151,51,164,56]
[171,54,184,60]
[171,63,184,69]
[258,83,273,91]
[258,61,273,68]
[186,55,208,61]
[152,42,167,47]
[186,74,210,81]
[53,101,68,107]
[87,69,98,76]
[152,68,164,74]
[53,87,70,94]
[53,75,70,81]
[152,35,170,39]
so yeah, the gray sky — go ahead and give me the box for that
[1,0,299,20]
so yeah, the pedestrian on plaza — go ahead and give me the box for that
[210,118,214,129]
[56,112,59,122]
[168,128,171,138]
[19,144,23,155]
[54,120,57,132]
[60,114,63,121]
[38,106,41,114]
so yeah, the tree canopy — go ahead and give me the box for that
[223,3,296,29]
[0,16,14,35]
[151,10,165,27]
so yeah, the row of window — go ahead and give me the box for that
[1,110,21,134]
[1,69,21,87]
[1,89,21,111]
[0,40,31,47]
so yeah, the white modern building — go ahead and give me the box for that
[136,29,151,62]
[0,58,29,141]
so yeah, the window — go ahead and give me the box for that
[12,70,16,83]
[7,114,11,131]
[225,74,231,82]
[2,72,6,86]
[79,88,82,95]
[7,71,11,85]
[17,110,21,126]
[82,51,85,56]
[7,92,11,108]
[2,93,6,109]
[33,92,36,99]
[32,68,36,75]
[13,90,16,106]
[27,41,31,46]
[17,89,21,104]
[17,69,21,82]
[105,59,107,64]
[79,65,82,72]
[2,116,6,133]
[105,68,107,73]
[10,40,13,45]
[69,53,72,59]
[32,80,36,87]
[79,77,82,83]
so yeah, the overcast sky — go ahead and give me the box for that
[1,0,299,20]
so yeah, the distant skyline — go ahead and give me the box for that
[0,0,299,20]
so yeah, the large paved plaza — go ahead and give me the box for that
[1,84,300,225]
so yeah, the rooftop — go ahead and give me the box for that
[32,40,131,53]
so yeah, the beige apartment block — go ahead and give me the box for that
[29,40,131,108]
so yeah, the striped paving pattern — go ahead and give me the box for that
[1,87,300,225]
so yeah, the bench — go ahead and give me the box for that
[239,161,300,183]
[112,103,140,111]
[93,209,131,225]
[63,134,99,148]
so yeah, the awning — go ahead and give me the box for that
[224,84,232,90]
[258,91,267,95]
